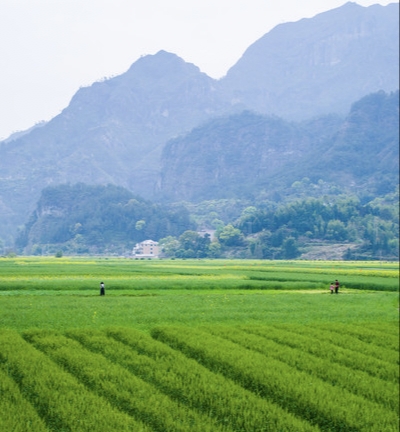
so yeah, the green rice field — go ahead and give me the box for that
[0,257,398,431]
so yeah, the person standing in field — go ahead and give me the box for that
[334,279,340,294]
[329,283,335,294]
[100,281,105,296]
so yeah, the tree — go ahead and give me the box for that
[326,220,348,241]
[281,237,299,259]
[211,218,224,229]
[159,236,180,257]
[208,241,222,258]
[178,231,211,258]
[135,220,146,231]
[179,231,201,251]
[217,224,244,247]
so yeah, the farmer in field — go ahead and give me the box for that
[100,281,105,296]
[329,283,335,294]
[334,279,340,294]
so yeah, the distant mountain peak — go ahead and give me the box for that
[126,50,203,80]
[221,1,399,120]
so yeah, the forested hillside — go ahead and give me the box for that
[159,91,399,202]
[15,183,399,261]
[157,189,399,260]
[15,184,193,255]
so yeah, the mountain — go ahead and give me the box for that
[158,111,318,202]
[0,51,232,241]
[313,90,399,193]
[220,2,399,120]
[158,91,399,202]
[0,2,398,243]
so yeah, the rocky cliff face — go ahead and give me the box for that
[220,2,399,120]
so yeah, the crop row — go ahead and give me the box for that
[152,326,398,432]
[355,321,399,337]
[23,329,223,432]
[0,325,398,431]
[0,327,318,432]
[244,324,399,382]
[310,322,400,352]
[0,367,48,432]
[246,270,398,291]
[69,327,317,432]
[0,329,149,432]
[269,322,399,363]
[203,325,398,412]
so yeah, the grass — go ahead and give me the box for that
[0,288,398,331]
[0,257,398,331]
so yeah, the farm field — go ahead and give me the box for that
[0,257,399,431]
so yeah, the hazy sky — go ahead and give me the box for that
[0,0,397,139]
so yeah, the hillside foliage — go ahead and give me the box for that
[15,183,193,255]
[14,182,399,260]
[160,188,399,260]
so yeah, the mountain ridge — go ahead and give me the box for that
[158,90,399,202]
[220,2,399,119]
[0,2,398,243]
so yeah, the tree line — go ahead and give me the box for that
[160,190,399,260]
[14,183,399,260]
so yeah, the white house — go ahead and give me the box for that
[132,240,160,258]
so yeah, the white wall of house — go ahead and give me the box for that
[132,240,159,258]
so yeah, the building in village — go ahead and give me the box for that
[132,240,159,258]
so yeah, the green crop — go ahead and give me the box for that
[152,326,399,431]
[0,258,398,430]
